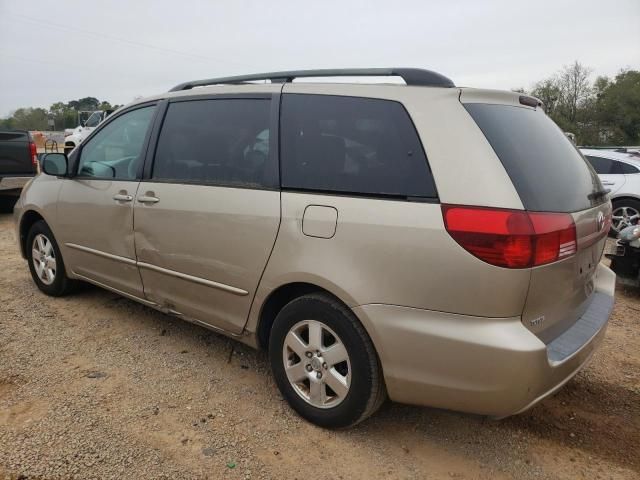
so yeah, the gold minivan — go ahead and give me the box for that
[14,69,615,428]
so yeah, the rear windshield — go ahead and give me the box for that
[464,103,604,213]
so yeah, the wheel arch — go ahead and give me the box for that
[611,194,640,204]
[19,209,46,258]
[255,282,353,351]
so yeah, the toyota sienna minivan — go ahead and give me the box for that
[14,68,615,428]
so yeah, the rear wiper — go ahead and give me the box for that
[588,188,611,200]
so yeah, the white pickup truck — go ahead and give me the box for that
[64,110,113,155]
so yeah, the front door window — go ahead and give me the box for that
[77,106,155,180]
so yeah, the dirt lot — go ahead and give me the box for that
[0,209,638,480]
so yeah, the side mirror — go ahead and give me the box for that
[41,153,69,177]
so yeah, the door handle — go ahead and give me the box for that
[137,195,159,204]
[113,193,133,202]
[601,181,614,186]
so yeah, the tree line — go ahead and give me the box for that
[1,63,638,145]
[517,62,639,146]
[0,97,120,131]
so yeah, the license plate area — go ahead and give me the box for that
[577,248,599,279]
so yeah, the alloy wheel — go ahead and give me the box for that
[32,234,57,286]
[612,206,640,234]
[282,319,351,409]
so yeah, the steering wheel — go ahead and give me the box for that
[83,160,116,178]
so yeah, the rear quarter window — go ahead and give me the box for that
[280,94,437,199]
[585,156,614,174]
[465,103,604,213]
[620,162,640,174]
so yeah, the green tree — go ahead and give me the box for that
[532,78,562,117]
[1,97,121,131]
[527,61,640,145]
[556,61,593,124]
[9,108,49,131]
[595,70,640,145]
[67,97,100,111]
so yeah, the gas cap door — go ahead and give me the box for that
[302,205,338,239]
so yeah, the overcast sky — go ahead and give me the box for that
[0,0,638,117]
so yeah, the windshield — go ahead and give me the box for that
[84,111,103,128]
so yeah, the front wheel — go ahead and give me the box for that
[26,220,76,296]
[269,293,386,428]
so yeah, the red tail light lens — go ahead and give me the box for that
[442,205,576,268]
[528,212,577,265]
[29,141,38,169]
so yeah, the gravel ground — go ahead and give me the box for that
[0,209,638,480]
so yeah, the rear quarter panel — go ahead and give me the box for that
[245,192,532,335]
[615,174,640,200]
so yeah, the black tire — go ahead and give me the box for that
[611,198,640,237]
[26,220,76,296]
[269,293,386,428]
[0,196,17,213]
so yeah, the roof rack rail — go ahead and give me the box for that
[168,68,455,92]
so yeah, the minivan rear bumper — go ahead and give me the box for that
[352,264,615,417]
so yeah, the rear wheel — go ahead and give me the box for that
[611,199,640,236]
[269,293,386,428]
[26,220,76,296]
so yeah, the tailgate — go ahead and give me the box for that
[521,202,612,342]
[0,131,35,175]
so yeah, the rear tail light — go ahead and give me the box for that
[29,141,38,170]
[442,205,577,268]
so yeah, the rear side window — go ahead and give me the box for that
[280,94,437,199]
[465,104,604,213]
[585,156,614,174]
[153,99,273,188]
[620,162,639,174]
[586,156,639,175]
